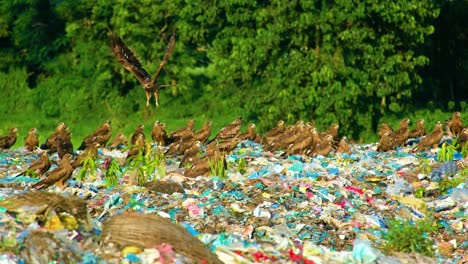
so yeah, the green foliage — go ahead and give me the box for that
[0,229,18,254]
[417,156,432,175]
[209,158,227,179]
[461,143,468,159]
[437,142,456,162]
[237,157,247,175]
[77,156,97,181]
[414,187,426,198]
[382,216,437,256]
[104,158,121,188]
[126,147,166,186]
[438,171,468,194]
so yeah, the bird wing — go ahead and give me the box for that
[109,32,151,85]
[151,31,176,86]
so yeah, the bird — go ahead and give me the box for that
[391,118,410,147]
[281,126,314,157]
[32,153,74,190]
[448,112,464,137]
[308,134,334,157]
[0,127,18,149]
[169,119,195,144]
[335,136,351,154]
[184,147,226,178]
[409,119,426,138]
[151,121,168,146]
[208,137,241,154]
[210,116,242,143]
[458,127,468,148]
[78,120,112,150]
[179,141,203,168]
[239,123,260,142]
[325,123,340,142]
[414,121,443,152]
[165,133,195,157]
[262,120,285,144]
[40,122,71,152]
[72,142,100,169]
[193,121,212,144]
[56,133,74,160]
[131,124,146,145]
[377,131,394,152]
[109,30,176,107]
[15,151,51,178]
[24,128,39,152]
[107,133,128,150]
[126,133,147,163]
[378,123,393,139]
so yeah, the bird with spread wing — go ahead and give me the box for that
[109,30,176,107]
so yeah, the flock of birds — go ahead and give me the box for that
[0,112,466,190]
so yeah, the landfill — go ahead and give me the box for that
[0,138,467,264]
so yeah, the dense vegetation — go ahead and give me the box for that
[0,0,466,146]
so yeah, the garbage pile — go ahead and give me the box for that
[0,139,466,264]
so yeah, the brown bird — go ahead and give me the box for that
[377,131,394,152]
[0,127,18,149]
[15,151,51,178]
[109,30,176,107]
[445,120,453,137]
[56,133,74,160]
[126,134,147,163]
[239,123,260,142]
[40,122,71,152]
[449,112,464,137]
[151,121,168,146]
[378,123,393,139]
[72,142,100,169]
[209,137,241,154]
[391,118,410,147]
[169,119,195,143]
[165,133,195,156]
[309,134,334,157]
[326,123,340,142]
[414,121,443,152]
[409,119,426,138]
[281,126,314,157]
[24,128,39,152]
[78,120,112,150]
[179,141,203,168]
[262,120,285,144]
[131,124,146,145]
[335,136,351,154]
[264,121,303,151]
[458,127,468,148]
[184,148,226,178]
[211,116,242,142]
[193,121,212,144]
[107,133,128,149]
[32,153,74,190]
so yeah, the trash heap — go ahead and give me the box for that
[0,140,466,264]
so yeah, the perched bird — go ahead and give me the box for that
[309,134,334,157]
[262,120,285,144]
[24,128,39,152]
[0,127,18,149]
[445,120,453,137]
[109,30,176,107]
[193,121,212,144]
[335,136,351,154]
[169,119,195,144]
[15,151,51,178]
[179,141,203,168]
[391,118,410,147]
[414,121,443,152]
[409,119,426,138]
[448,112,464,137]
[325,123,340,142]
[165,133,195,156]
[210,116,242,142]
[32,153,74,190]
[378,123,393,139]
[184,148,226,178]
[131,124,146,145]
[56,133,74,160]
[239,123,260,142]
[209,137,241,154]
[40,122,71,152]
[458,127,468,148]
[377,131,394,152]
[107,133,128,149]
[126,134,147,163]
[78,120,112,150]
[151,121,168,146]
[72,142,100,169]
[281,126,314,157]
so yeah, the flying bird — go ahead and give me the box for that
[15,151,51,178]
[32,153,74,190]
[109,30,176,107]
[414,121,443,152]
[24,128,39,152]
[0,127,18,149]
